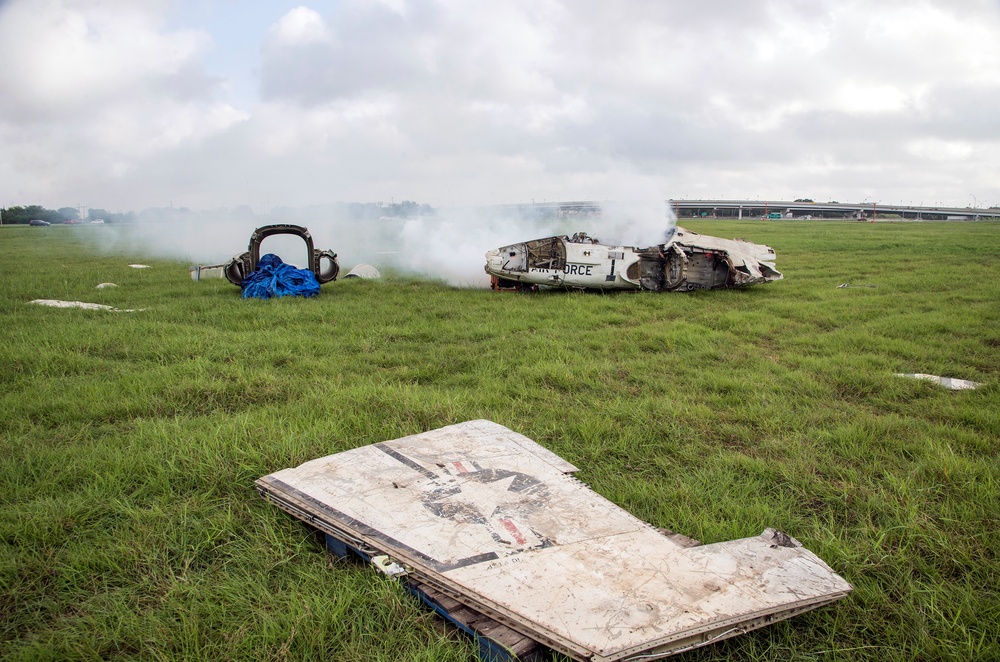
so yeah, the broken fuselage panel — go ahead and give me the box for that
[484,227,782,292]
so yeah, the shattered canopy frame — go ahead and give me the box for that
[257,420,851,661]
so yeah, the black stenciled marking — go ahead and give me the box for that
[422,468,548,512]
[263,477,499,571]
[421,468,552,548]
[563,264,594,276]
[375,444,439,480]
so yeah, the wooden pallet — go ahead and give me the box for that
[325,532,544,662]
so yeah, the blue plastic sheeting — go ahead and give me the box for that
[241,253,321,299]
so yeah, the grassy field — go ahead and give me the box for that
[1,219,998,661]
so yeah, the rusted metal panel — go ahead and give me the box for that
[257,420,850,660]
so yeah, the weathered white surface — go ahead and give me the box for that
[95,282,118,289]
[484,226,781,292]
[128,264,151,269]
[189,265,226,281]
[896,373,981,391]
[30,299,142,312]
[258,420,851,660]
[344,263,381,279]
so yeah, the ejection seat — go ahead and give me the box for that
[224,224,339,286]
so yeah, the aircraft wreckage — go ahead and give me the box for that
[227,224,340,285]
[485,227,782,292]
[257,420,851,660]
[189,224,381,284]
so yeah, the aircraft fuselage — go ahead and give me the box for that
[484,227,782,292]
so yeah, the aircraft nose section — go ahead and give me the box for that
[485,249,503,273]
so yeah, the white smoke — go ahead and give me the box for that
[83,195,676,288]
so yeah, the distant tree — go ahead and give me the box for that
[1,206,28,224]
[384,200,436,218]
[58,207,80,221]
[87,208,109,222]
[1,205,63,224]
[24,205,48,220]
[794,198,814,203]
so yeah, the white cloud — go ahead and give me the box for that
[269,6,329,45]
[0,1,206,119]
[907,138,975,162]
[0,0,247,205]
[1,0,999,212]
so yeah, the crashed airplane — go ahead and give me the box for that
[258,420,851,660]
[485,227,782,292]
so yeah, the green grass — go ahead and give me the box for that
[1,220,998,660]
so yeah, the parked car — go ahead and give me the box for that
[29,219,50,227]
[90,219,105,224]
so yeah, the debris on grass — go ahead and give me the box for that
[188,265,225,281]
[896,373,981,390]
[128,264,151,269]
[241,253,320,299]
[344,263,381,279]
[837,283,877,288]
[257,420,852,661]
[95,283,117,289]
[191,224,341,292]
[30,299,143,312]
[484,227,782,292]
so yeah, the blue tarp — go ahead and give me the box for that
[241,253,321,299]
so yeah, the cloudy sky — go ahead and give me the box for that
[2,0,999,213]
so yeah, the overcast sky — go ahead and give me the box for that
[2,0,999,213]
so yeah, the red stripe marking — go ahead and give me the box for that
[501,518,527,545]
[453,461,468,474]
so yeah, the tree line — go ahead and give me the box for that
[1,200,436,225]
[0,205,128,224]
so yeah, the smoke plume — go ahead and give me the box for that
[85,197,676,288]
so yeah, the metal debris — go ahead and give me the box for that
[257,420,851,660]
[188,265,225,281]
[837,283,877,288]
[344,263,381,279]
[224,224,338,286]
[896,373,981,391]
[128,264,151,269]
[95,283,117,289]
[485,227,782,292]
[190,225,340,289]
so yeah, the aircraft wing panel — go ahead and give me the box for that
[257,420,850,660]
